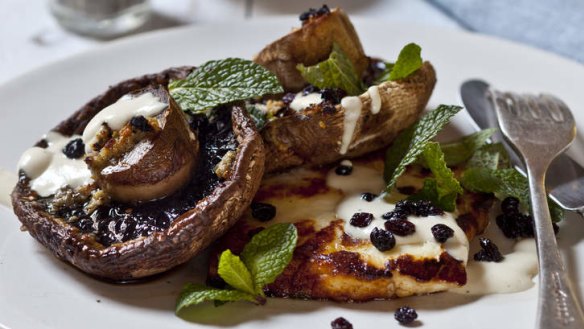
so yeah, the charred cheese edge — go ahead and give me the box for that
[208,154,493,302]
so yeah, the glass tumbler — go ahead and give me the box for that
[49,0,151,38]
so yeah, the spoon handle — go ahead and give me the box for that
[526,163,584,329]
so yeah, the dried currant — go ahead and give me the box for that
[431,224,454,243]
[251,202,277,222]
[394,306,418,324]
[384,219,416,236]
[331,317,353,329]
[370,227,396,251]
[350,212,374,227]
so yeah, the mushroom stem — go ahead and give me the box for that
[85,86,199,203]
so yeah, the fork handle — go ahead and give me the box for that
[526,164,584,329]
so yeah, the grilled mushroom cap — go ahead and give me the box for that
[253,7,436,173]
[11,68,265,281]
[253,8,368,92]
[261,62,436,173]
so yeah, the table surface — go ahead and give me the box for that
[0,0,461,86]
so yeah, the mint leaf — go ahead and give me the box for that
[175,224,297,315]
[245,103,268,129]
[410,142,462,211]
[297,43,364,96]
[459,167,500,193]
[422,143,463,195]
[466,143,510,170]
[218,250,256,295]
[389,43,423,81]
[384,105,462,193]
[461,167,564,222]
[176,283,258,313]
[411,179,459,211]
[440,129,496,166]
[169,58,283,113]
[241,223,298,293]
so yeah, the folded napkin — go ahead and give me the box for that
[427,0,584,63]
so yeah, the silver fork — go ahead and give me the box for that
[492,90,584,329]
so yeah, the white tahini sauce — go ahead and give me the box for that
[17,132,93,197]
[339,96,362,154]
[289,92,322,112]
[0,168,17,209]
[259,158,539,296]
[450,219,538,295]
[327,164,468,262]
[367,86,381,114]
[83,92,167,152]
[327,163,540,294]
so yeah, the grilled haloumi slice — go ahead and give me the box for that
[208,154,493,301]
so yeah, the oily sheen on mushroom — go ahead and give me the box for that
[11,68,265,281]
[254,8,436,173]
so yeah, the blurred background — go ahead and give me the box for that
[1,0,582,85]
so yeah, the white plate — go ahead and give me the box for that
[1,18,584,329]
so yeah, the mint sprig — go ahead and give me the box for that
[297,43,364,96]
[176,284,260,313]
[241,222,298,293]
[389,43,423,81]
[169,58,283,113]
[440,129,496,166]
[466,143,510,170]
[461,165,564,222]
[384,105,462,193]
[218,250,256,295]
[375,43,423,84]
[410,142,463,211]
[460,139,563,222]
[176,223,298,314]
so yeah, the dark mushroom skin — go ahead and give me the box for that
[254,7,436,173]
[254,8,368,92]
[261,62,436,173]
[11,68,266,281]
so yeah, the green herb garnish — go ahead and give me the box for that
[383,104,564,221]
[440,128,496,166]
[245,103,268,130]
[169,58,283,113]
[176,223,298,314]
[466,143,510,170]
[410,142,463,211]
[297,43,364,96]
[389,43,423,81]
[383,104,462,193]
[461,165,564,222]
[375,43,424,84]
[176,284,260,312]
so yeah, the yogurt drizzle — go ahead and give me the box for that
[450,220,538,295]
[83,92,167,152]
[289,92,322,112]
[327,164,468,262]
[17,132,93,197]
[16,92,167,197]
[325,162,539,294]
[367,86,381,114]
[286,86,382,155]
[339,96,362,154]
